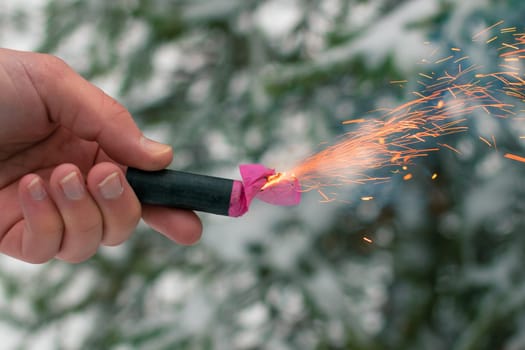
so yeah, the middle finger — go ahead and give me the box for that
[49,164,103,263]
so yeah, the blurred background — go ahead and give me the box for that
[1,0,525,349]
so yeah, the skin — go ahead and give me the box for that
[0,48,202,264]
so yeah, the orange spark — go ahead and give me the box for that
[473,20,504,40]
[342,119,366,125]
[439,143,461,154]
[363,237,373,244]
[435,55,454,64]
[504,153,525,163]
[431,173,438,180]
[403,173,413,181]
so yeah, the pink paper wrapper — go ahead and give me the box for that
[228,164,301,217]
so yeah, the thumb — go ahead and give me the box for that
[19,50,172,170]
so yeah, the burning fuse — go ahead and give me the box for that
[126,164,301,217]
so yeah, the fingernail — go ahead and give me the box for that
[98,172,123,200]
[60,172,84,200]
[140,136,172,154]
[28,177,47,201]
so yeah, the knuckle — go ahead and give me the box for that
[25,53,70,84]
[57,222,102,263]
[78,220,104,238]
[36,53,69,78]
[21,223,64,264]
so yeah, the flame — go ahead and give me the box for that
[287,22,525,201]
[261,172,297,190]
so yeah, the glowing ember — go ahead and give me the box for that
[257,171,301,206]
[286,21,525,202]
[431,173,438,180]
[363,237,373,244]
[342,119,366,125]
[261,173,286,190]
[504,153,525,163]
[361,196,374,201]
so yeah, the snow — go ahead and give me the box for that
[0,0,45,51]
[313,0,440,72]
[254,0,302,39]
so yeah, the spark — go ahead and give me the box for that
[454,56,470,64]
[403,174,413,181]
[363,237,373,244]
[479,136,492,147]
[504,153,525,163]
[486,36,498,44]
[435,55,454,64]
[431,173,438,180]
[492,136,498,151]
[342,119,366,125]
[318,189,335,203]
[473,20,504,41]
[501,27,517,33]
[390,80,408,84]
[361,196,374,201]
[438,143,461,154]
[502,42,520,50]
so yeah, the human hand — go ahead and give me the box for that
[0,48,202,264]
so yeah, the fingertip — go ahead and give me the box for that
[142,206,203,246]
[86,162,142,246]
[135,136,173,171]
[140,136,173,157]
[19,173,45,198]
[49,163,83,185]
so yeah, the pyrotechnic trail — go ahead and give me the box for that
[284,22,525,201]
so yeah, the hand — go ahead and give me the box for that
[0,48,202,264]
